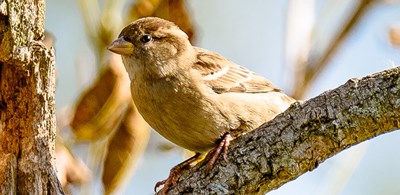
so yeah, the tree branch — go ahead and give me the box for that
[167,66,400,195]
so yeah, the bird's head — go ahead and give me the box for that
[108,17,195,79]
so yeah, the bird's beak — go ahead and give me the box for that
[108,37,134,55]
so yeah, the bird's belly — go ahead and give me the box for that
[131,81,225,152]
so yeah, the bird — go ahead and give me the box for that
[108,17,295,194]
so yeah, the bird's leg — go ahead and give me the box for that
[204,132,232,173]
[155,152,203,194]
[155,133,232,194]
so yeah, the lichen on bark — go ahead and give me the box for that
[0,0,63,194]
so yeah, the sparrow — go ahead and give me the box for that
[108,17,295,194]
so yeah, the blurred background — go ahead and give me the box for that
[45,0,400,194]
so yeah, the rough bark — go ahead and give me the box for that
[0,0,64,194]
[167,66,400,195]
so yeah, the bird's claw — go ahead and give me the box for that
[154,179,167,193]
[154,153,202,194]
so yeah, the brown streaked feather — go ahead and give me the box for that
[192,47,280,94]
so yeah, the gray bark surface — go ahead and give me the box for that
[0,0,64,194]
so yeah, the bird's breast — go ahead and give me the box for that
[130,78,225,152]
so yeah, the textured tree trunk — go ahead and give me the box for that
[167,66,400,195]
[0,0,64,194]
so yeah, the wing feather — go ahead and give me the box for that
[192,47,280,94]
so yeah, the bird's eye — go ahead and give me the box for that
[140,34,152,43]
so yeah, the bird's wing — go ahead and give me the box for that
[192,47,280,94]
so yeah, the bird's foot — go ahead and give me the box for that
[204,132,232,174]
[154,133,232,194]
[154,153,202,194]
